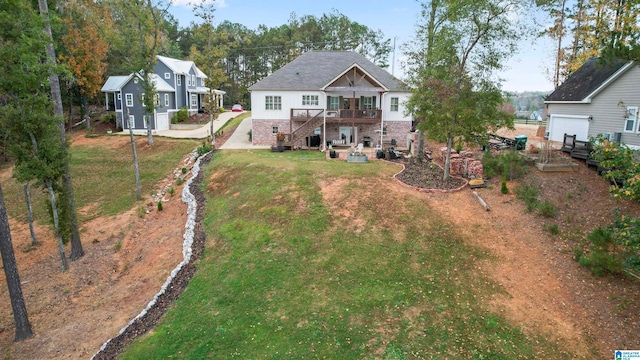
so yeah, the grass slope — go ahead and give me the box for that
[121,150,579,359]
[1,136,200,222]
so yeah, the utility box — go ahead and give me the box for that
[515,135,528,150]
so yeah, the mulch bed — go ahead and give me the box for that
[92,151,213,360]
[390,157,468,191]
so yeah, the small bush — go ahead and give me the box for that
[168,187,175,196]
[197,142,213,156]
[137,206,146,218]
[543,223,560,235]
[181,167,187,174]
[538,200,556,218]
[514,183,538,213]
[176,177,183,186]
[500,180,509,194]
[172,107,189,124]
[482,150,527,181]
[576,227,624,276]
[157,201,163,211]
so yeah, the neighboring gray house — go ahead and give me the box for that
[248,51,413,148]
[101,55,225,132]
[545,58,640,149]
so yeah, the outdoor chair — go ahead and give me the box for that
[387,147,402,160]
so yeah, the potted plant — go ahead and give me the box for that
[276,132,286,152]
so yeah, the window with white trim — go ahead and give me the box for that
[272,126,279,134]
[164,94,170,107]
[155,94,160,106]
[140,93,146,107]
[177,76,181,86]
[128,115,135,129]
[117,93,122,100]
[191,75,195,87]
[624,106,638,132]
[125,93,133,107]
[302,95,319,106]
[190,94,197,107]
[383,127,387,136]
[265,96,282,110]
[164,72,170,79]
[143,115,149,129]
[201,78,205,86]
[390,97,399,112]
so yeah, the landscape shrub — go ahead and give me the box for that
[514,183,538,213]
[538,200,556,218]
[482,149,527,181]
[591,138,640,201]
[157,201,163,211]
[576,210,640,277]
[501,180,509,194]
[543,223,559,235]
[172,106,189,124]
[196,142,213,157]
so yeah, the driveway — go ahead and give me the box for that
[154,111,242,140]
[219,116,269,150]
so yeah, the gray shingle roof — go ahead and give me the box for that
[545,58,631,102]
[249,51,408,92]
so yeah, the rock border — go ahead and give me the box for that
[91,150,214,360]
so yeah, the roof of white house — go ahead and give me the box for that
[101,75,131,92]
[249,51,408,92]
[157,55,207,78]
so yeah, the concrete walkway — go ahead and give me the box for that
[219,116,270,150]
[153,111,242,140]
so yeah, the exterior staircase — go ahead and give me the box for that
[286,111,325,148]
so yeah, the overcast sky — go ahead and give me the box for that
[169,0,556,93]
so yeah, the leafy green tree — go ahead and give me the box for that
[190,0,228,145]
[406,0,519,180]
[38,0,85,260]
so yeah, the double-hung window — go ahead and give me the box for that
[190,94,198,107]
[302,95,319,106]
[329,96,340,110]
[128,115,135,129]
[362,97,374,109]
[625,106,638,132]
[177,77,181,86]
[125,93,134,107]
[140,93,146,107]
[164,94,170,107]
[390,97,399,112]
[265,96,282,110]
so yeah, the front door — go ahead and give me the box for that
[339,126,357,145]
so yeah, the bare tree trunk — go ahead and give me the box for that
[416,130,424,162]
[46,181,68,272]
[128,109,142,201]
[146,121,153,145]
[443,134,453,181]
[38,0,84,260]
[23,184,36,246]
[0,184,33,341]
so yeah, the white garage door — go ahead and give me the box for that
[156,113,169,131]
[549,115,590,142]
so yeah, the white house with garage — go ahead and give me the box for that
[545,58,640,149]
[248,51,413,149]
[101,55,225,133]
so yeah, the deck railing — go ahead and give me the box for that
[291,108,381,122]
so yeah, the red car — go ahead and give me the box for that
[231,104,243,112]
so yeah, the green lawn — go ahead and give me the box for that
[2,136,200,222]
[121,150,584,359]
